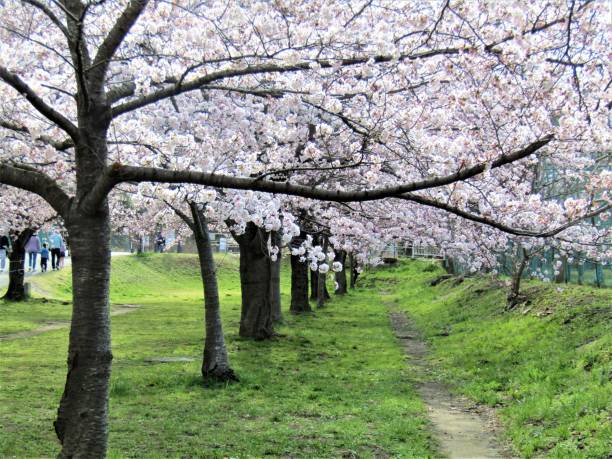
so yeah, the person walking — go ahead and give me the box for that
[40,243,49,272]
[58,239,67,269]
[0,232,10,273]
[24,233,41,272]
[155,232,166,252]
[50,230,64,270]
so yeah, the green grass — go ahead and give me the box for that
[0,254,437,458]
[0,253,220,335]
[3,255,609,458]
[367,259,611,459]
[0,298,72,335]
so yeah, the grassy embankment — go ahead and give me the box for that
[370,260,611,459]
[0,254,437,458]
[1,255,609,458]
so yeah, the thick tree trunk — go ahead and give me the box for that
[310,268,318,300]
[290,234,311,314]
[310,269,331,300]
[317,237,330,308]
[231,222,274,339]
[577,261,584,285]
[55,211,112,458]
[189,203,236,382]
[270,230,282,322]
[349,253,359,289]
[317,270,326,308]
[595,263,604,288]
[444,257,457,275]
[334,250,347,295]
[3,228,33,301]
[54,103,114,457]
[507,249,529,309]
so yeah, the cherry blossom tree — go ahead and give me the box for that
[0,186,58,299]
[0,1,610,456]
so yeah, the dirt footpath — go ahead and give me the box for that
[389,310,516,459]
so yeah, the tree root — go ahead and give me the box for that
[202,367,239,385]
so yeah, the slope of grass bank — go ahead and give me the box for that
[368,260,611,458]
[0,254,438,458]
[0,253,217,335]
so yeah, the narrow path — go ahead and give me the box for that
[0,304,141,341]
[0,251,131,290]
[389,310,515,459]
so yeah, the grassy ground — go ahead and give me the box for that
[0,254,437,458]
[368,260,611,459]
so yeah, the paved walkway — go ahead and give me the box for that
[0,252,131,292]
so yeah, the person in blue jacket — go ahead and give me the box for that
[40,243,49,272]
[49,230,64,270]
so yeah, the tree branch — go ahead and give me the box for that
[400,193,611,238]
[91,0,149,86]
[164,199,195,232]
[110,48,460,118]
[109,2,595,119]
[0,66,79,139]
[21,0,70,39]
[0,162,71,217]
[0,119,74,151]
[79,135,552,213]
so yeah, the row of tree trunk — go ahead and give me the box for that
[2,218,359,451]
[152,211,360,382]
[201,223,361,379]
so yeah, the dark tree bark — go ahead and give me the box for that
[310,266,330,300]
[349,252,359,289]
[290,233,311,314]
[230,222,274,339]
[444,257,457,275]
[55,206,112,459]
[507,248,529,308]
[48,52,119,454]
[334,249,347,295]
[310,268,318,300]
[317,236,330,308]
[310,235,320,300]
[188,202,236,382]
[309,235,330,300]
[270,230,282,323]
[595,263,604,288]
[3,228,33,301]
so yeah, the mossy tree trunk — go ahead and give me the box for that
[349,252,359,289]
[334,249,347,295]
[55,212,112,457]
[188,202,236,382]
[290,233,311,314]
[230,222,274,339]
[317,236,330,308]
[3,228,33,301]
[507,248,529,308]
[270,230,282,323]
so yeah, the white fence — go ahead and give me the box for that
[381,242,444,260]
